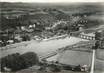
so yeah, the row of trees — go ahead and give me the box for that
[1,52,39,72]
[0,33,31,47]
[0,14,30,30]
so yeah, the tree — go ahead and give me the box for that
[21,52,39,67]
[1,53,25,71]
[21,34,30,41]
[1,52,39,72]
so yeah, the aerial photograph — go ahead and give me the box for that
[0,0,104,73]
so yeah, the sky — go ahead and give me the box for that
[0,0,104,3]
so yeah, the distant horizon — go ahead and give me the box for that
[0,0,104,3]
[1,1,104,7]
[1,2,104,6]
[0,1,104,5]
